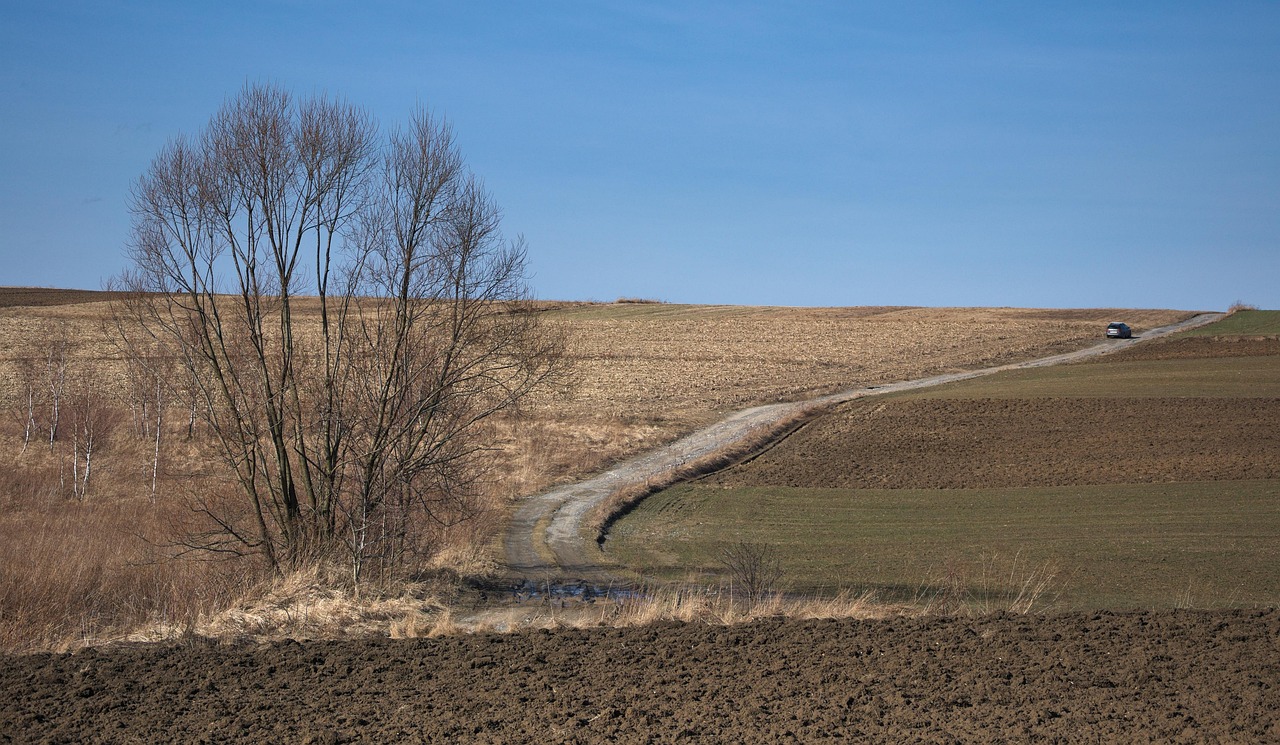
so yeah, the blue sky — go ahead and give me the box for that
[2,2,1277,309]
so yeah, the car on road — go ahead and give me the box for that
[1106,322,1132,339]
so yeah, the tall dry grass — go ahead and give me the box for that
[0,487,255,652]
[916,553,1061,617]
[484,412,671,500]
[0,391,504,652]
[598,584,887,627]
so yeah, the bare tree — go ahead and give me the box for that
[116,83,561,578]
[67,379,117,500]
[8,323,70,454]
[12,357,39,454]
[718,541,785,609]
[44,328,68,451]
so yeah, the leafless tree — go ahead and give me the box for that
[116,83,562,579]
[44,328,68,451]
[67,379,117,500]
[718,541,785,609]
[8,323,70,454]
[12,357,39,454]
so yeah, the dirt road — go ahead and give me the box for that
[502,313,1224,582]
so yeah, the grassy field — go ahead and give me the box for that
[605,311,1280,611]
[606,480,1280,610]
[1182,308,1280,336]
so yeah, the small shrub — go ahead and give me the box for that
[718,541,785,609]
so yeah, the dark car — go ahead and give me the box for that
[1106,322,1132,339]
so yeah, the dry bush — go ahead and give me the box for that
[718,541,785,609]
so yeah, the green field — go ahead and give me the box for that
[605,480,1280,610]
[1184,309,1280,336]
[604,316,1280,611]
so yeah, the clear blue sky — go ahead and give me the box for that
[2,2,1277,309]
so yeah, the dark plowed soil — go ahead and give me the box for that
[0,287,126,308]
[708,397,1280,490]
[3,610,1277,743]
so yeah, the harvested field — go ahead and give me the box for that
[0,299,1194,497]
[534,304,1195,431]
[3,609,1277,743]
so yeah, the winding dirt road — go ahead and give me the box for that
[502,313,1224,583]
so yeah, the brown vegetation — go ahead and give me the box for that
[0,294,1196,651]
[533,305,1194,433]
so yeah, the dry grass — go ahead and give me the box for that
[0,402,495,652]
[0,295,1188,649]
[0,492,255,653]
[441,561,1059,638]
[190,566,449,643]
[916,553,1062,617]
[447,584,893,635]
[531,304,1195,430]
[484,413,670,499]
[597,585,890,627]
[437,566,1059,638]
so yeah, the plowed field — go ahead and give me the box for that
[703,330,1280,491]
[4,609,1278,743]
[706,397,1280,490]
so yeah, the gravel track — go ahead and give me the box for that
[502,313,1224,582]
